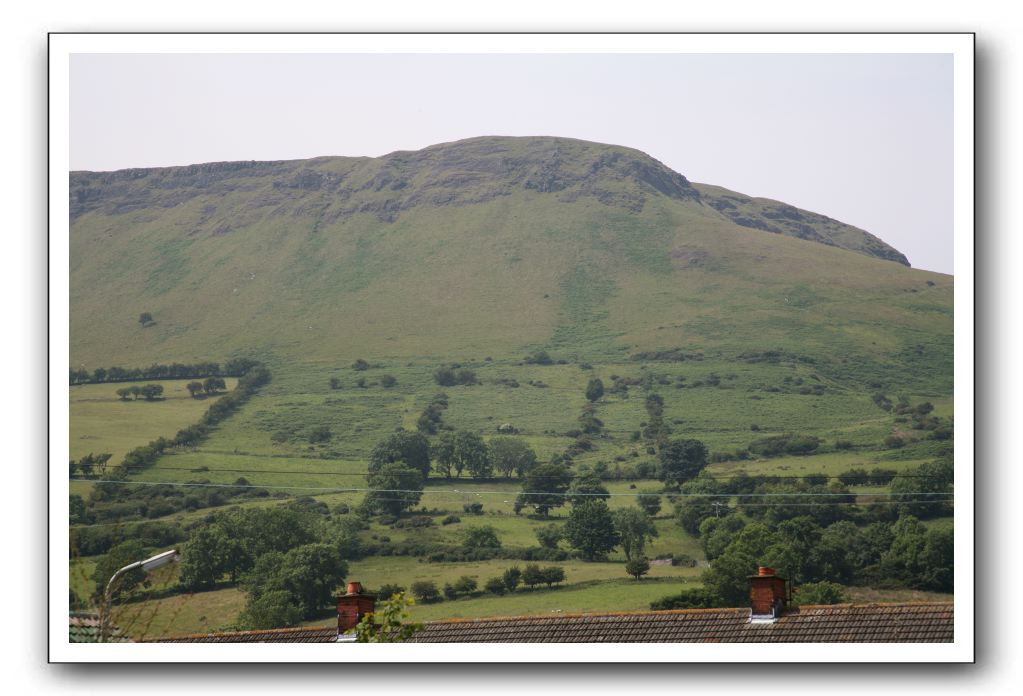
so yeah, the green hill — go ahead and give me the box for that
[70,135,950,392]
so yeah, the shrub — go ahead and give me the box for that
[837,468,869,486]
[649,587,717,610]
[352,359,370,371]
[463,502,484,515]
[462,525,501,550]
[484,577,506,595]
[885,434,907,449]
[380,374,397,388]
[410,580,440,603]
[503,566,522,592]
[441,514,461,525]
[525,350,554,365]
[625,557,651,580]
[868,468,898,486]
[794,581,847,605]
[376,583,405,601]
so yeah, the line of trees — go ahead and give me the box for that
[116,384,164,401]
[69,358,260,385]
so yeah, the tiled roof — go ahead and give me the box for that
[147,603,953,643]
[69,613,133,643]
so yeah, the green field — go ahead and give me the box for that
[68,137,954,639]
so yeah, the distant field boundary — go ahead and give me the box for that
[69,358,261,386]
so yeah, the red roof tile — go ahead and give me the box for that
[147,602,953,644]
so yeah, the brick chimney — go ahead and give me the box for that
[749,566,788,618]
[337,581,376,635]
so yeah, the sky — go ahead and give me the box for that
[70,53,953,274]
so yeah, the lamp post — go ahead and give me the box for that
[98,548,180,643]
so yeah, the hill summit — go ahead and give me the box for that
[70,136,946,386]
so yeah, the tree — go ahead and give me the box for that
[658,438,708,489]
[613,507,659,561]
[637,490,662,517]
[329,377,342,390]
[307,425,332,444]
[139,383,164,401]
[380,374,397,388]
[585,378,605,402]
[503,566,522,593]
[241,543,347,619]
[186,381,204,398]
[410,580,440,603]
[516,463,572,517]
[203,377,226,394]
[485,577,506,595]
[178,526,231,590]
[535,524,563,549]
[675,473,726,534]
[352,359,370,371]
[138,312,153,327]
[237,589,304,630]
[794,581,847,605]
[351,592,423,642]
[92,540,149,600]
[116,387,132,401]
[453,431,491,479]
[522,564,544,589]
[432,432,456,478]
[568,470,610,506]
[489,437,538,478]
[369,431,432,479]
[540,566,565,587]
[362,463,424,517]
[565,500,620,560]
[625,557,651,580]
[462,525,502,550]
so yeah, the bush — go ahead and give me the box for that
[441,514,461,525]
[463,502,484,515]
[376,583,405,601]
[352,359,370,371]
[410,580,441,603]
[503,566,522,592]
[885,434,907,449]
[837,468,869,486]
[380,374,397,388]
[625,557,651,580]
[462,525,501,550]
[485,577,507,595]
[649,587,717,610]
[794,581,847,605]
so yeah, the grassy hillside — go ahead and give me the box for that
[67,137,954,636]
[70,136,950,396]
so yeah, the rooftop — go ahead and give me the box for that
[148,602,953,644]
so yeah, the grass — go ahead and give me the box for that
[66,137,955,637]
[69,378,236,463]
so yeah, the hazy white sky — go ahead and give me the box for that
[70,53,953,273]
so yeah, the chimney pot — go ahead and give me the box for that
[758,566,774,577]
[347,581,362,595]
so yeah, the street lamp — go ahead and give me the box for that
[98,548,180,643]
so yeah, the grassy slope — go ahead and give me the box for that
[67,138,954,636]
[69,139,952,398]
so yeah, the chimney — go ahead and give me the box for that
[749,566,788,619]
[337,581,376,635]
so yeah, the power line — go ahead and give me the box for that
[111,464,943,481]
[70,478,952,498]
